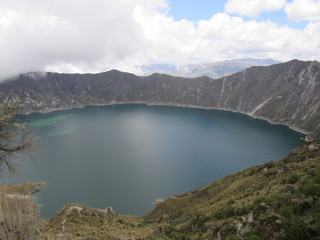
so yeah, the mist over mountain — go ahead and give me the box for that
[1,59,319,139]
[139,59,279,78]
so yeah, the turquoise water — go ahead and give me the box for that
[11,104,305,218]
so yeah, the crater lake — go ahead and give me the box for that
[10,104,305,218]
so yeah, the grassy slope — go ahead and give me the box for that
[4,181,45,195]
[43,204,168,240]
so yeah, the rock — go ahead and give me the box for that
[99,207,116,216]
[217,230,221,240]
[275,219,282,225]
[66,206,83,215]
[236,223,243,236]
[308,144,317,150]
[292,199,300,204]
[154,199,164,206]
[247,211,254,223]
[277,168,284,175]
[236,222,252,237]
[33,182,45,193]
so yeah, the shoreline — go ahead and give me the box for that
[21,101,309,140]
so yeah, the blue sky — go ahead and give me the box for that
[167,0,225,22]
[0,0,319,78]
[167,0,307,29]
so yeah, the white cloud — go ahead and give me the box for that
[135,11,320,64]
[0,0,151,79]
[225,0,286,17]
[285,0,320,22]
[0,0,319,80]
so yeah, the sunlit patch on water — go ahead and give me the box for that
[45,129,75,137]
[28,113,79,127]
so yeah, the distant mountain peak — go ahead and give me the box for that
[139,58,280,78]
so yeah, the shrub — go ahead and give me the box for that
[235,205,251,215]
[225,234,240,240]
[244,232,263,240]
[287,173,299,184]
[278,205,294,218]
[213,207,235,220]
[301,181,320,197]
[254,193,290,209]
[283,216,310,240]
[173,232,188,240]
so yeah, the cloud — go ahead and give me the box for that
[225,0,286,17]
[136,10,320,64]
[285,0,320,22]
[0,0,153,80]
[0,0,319,81]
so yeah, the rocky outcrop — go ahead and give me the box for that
[5,182,45,195]
[43,203,166,240]
[1,59,319,139]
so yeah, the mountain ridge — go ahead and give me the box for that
[139,58,279,78]
[1,59,320,139]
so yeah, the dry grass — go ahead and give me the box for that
[42,203,168,240]
[0,180,47,239]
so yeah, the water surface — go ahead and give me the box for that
[11,104,305,218]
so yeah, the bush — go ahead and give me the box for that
[196,216,210,227]
[225,235,240,240]
[254,194,290,209]
[173,232,188,240]
[287,173,299,184]
[235,205,251,215]
[244,231,263,240]
[278,205,294,218]
[301,181,320,197]
[313,173,320,184]
[283,216,310,240]
[213,207,235,220]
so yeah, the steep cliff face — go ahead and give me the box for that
[1,60,320,138]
